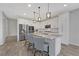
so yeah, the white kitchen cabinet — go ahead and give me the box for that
[58,12,69,45]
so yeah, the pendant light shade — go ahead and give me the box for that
[46,12,51,19]
[33,11,35,20]
[38,17,41,21]
[46,3,51,19]
[38,6,41,21]
[33,11,36,22]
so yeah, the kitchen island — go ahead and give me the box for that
[32,32,62,56]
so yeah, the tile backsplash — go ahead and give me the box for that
[37,28,59,33]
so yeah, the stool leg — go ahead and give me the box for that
[32,43,35,53]
[34,50,37,56]
[47,46,49,56]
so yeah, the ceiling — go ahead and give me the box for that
[0,3,79,20]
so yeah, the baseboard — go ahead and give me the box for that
[69,42,79,46]
[61,42,69,45]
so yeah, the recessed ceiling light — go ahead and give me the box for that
[64,4,68,7]
[24,13,26,15]
[28,4,31,7]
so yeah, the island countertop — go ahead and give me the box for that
[32,31,62,39]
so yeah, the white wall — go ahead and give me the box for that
[0,12,4,45]
[0,11,8,45]
[17,18,34,26]
[70,9,79,46]
[8,19,17,36]
[0,12,9,45]
[2,12,8,41]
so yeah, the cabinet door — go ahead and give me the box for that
[58,13,69,45]
[58,15,63,34]
[19,24,22,33]
[19,24,25,41]
[26,25,29,33]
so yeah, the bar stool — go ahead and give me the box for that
[33,36,49,56]
[25,33,35,52]
[42,42,49,56]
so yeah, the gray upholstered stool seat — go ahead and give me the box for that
[33,36,49,56]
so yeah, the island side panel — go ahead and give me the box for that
[55,37,61,56]
[48,39,55,56]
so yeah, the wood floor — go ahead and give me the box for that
[0,37,79,56]
[0,37,34,56]
[60,44,79,56]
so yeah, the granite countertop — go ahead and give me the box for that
[32,32,62,39]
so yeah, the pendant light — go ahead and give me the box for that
[33,11,36,22]
[38,6,41,21]
[46,3,51,19]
